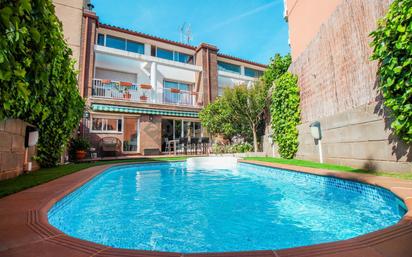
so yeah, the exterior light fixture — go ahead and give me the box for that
[309,121,323,163]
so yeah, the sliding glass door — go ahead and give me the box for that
[161,119,203,151]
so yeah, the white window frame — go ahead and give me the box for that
[90,114,123,134]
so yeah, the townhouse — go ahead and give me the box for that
[75,9,266,156]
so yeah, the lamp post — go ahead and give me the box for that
[309,121,323,163]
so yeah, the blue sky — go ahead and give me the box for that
[93,0,289,65]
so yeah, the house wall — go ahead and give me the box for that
[53,0,84,70]
[285,0,343,60]
[283,0,411,172]
[0,119,39,181]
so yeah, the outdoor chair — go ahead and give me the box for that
[189,137,200,155]
[99,137,122,157]
[200,137,210,154]
[178,137,188,155]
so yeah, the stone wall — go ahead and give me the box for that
[275,0,411,172]
[0,119,39,181]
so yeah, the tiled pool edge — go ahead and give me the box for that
[0,160,411,257]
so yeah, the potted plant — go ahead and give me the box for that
[140,93,148,101]
[123,87,131,99]
[71,137,91,160]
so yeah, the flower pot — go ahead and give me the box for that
[140,84,152,90]
[170,88,180,93]
[140,95,148,101]
[76,150,87,160]
[120,81,133,87]
[123,92,131,99]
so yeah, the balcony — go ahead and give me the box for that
[91,79,198,107]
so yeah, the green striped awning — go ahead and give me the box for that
[91,104,199,118]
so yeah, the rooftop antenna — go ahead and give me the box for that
[84,0,94,11]
[179,22,192,44]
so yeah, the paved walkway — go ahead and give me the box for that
[0,160,411,257]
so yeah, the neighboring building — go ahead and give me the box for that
[284,0,343,60]
[54,3,266,156]
[281,0,411,172]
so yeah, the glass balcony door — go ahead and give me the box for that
[123,117,139,152]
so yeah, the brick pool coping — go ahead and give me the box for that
[0,160,411,257]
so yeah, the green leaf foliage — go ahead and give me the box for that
[199,82,267,152]
[0,0,85,167]
[261,53,292,92]
[223,83,267,152]
[271,72,300,159]
[370,0,412,143]
[199,97,238,139]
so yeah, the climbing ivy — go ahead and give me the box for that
[271,72,300,159]
[370,0,412,143]
[0,0,84,167]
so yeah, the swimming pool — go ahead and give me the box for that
[48,160,406,253]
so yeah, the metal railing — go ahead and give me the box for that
[91,79,197,106]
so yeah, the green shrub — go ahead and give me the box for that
[70,137,91,151]
[271,72,300,159]
[211,142,253,154]
[0,0,84,166]
[370,0,412,143]
[230,142,253,153]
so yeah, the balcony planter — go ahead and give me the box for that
[101,79,111,84]
[120,81,133,87]
[140,95,149,101]
[170,88,180,93]
[140,84,152,90]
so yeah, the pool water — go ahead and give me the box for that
[48,161,406,253]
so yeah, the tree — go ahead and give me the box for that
[223,82,267,152]
[271,72,300,159]
[199,97,237,140]
[0,0,84,167]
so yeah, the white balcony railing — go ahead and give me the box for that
[91,79,197,107]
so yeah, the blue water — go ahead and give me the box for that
[48,162,406,253]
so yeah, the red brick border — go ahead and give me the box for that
[0,160,411,257]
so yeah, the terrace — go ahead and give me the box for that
[91,79,198,107]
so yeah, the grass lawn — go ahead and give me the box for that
[1,156,410,199]
[0,157,187,198]
[245,157,412,181]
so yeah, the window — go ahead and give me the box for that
[91,117,122,132]
[164,80,192,104]
[174,52,194,64]
[97,34,105,46]
[127,40,144,54]
[217,61,241,74]
[155,47,194,64]
[245,67,264,78]
[164,80,191,91]
[156,48,174,61]
[105,35,126,50]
